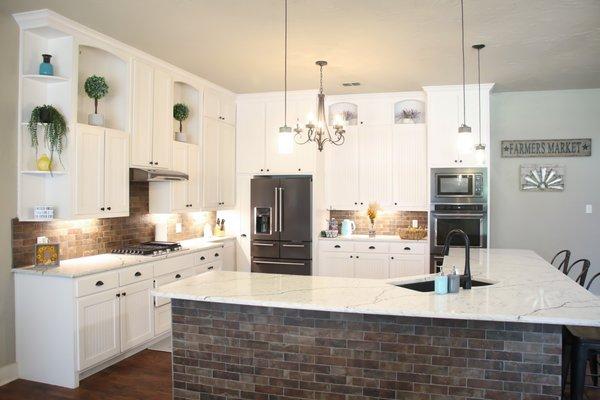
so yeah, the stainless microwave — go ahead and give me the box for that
[430,168,487,204]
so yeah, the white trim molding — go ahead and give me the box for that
[0,362,18,387]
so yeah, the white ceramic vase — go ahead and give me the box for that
[175,131,187,142]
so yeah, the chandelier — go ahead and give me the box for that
[294,61,345,152]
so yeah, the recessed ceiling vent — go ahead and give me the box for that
[342,82,361,87]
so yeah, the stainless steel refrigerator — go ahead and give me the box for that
[250,176,312,275]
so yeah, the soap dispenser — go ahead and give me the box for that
[434,271,448,295]
[448,267,460,293]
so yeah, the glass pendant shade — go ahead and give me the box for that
[457,130,475,154]
[475,143,486,164]
[278,125,294,154]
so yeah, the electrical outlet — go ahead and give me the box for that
[586,204,593,214]
[175,222,182,233]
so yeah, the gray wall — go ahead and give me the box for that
[491,89,600,293]
[0,9,18,370]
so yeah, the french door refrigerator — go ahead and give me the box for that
[251,176,312,275]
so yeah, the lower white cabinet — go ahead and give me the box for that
[354,254,390,279]
[119,280,154,352]
[389,254,428,278]
[220,240,236,271]
[319,252,355,278]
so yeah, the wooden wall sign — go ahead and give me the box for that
[501,138,591,158]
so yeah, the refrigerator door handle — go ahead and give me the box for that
[281,244,305,248]
[253,260,305,266]
[279,187,283,232]
[274,187,278,232]
[253,242,275,247]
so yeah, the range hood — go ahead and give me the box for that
[130,168,188,182]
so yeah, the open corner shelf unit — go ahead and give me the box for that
[173,80,201,146]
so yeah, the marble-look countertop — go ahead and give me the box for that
[319,234,427,242]
[153,248,600,327]
[13,236,235,278]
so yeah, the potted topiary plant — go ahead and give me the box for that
[400,108,421,124]
[84,75,109,126]
[28,105,68,173]
[173,103,190,142]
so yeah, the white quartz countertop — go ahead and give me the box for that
[153,248,600,327]
[319,234,427,242]
[13,236,235,278]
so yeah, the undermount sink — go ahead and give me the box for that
[396,279,494,292]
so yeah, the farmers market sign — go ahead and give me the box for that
[501,138,591,158]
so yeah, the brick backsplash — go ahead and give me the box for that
[329,210,428,236]
[171,300,562,400]
[11,182,216,268]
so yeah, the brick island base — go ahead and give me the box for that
[171,300,563,400]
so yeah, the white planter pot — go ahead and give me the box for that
[175,131,187,142]
[401,118,413,124]
[88,113,105,126]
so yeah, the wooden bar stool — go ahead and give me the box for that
[566,259,591,287]
[551,249,571,274]
[568,326,600,400]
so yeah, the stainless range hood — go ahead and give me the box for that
[130,168,188,182]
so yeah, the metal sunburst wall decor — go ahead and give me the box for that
[520,165,565,191]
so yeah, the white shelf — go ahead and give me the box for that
[22,74,69,83]
[21,170,66,175]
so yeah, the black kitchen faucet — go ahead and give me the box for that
[442,229,472,290]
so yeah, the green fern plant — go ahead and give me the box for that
[28,105,68,171]
[173,103,189,133]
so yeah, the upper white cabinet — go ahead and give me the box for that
[131,60,173,169]
[392,124,427,208]
[424,84,493,167]
[204,88,236,125]
[324,126,360,209]
[357,125,393,207]
[202,116,236,209]
[236,94,316,174]
[75,124,129,218]
[357,99,392,126]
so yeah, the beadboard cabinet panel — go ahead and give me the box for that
[151,68,173,169]
[103,129,129,216]
[358,125,393,206]
[130,59,154,168]
[392,124,427,208]
[218,123,236,207]
[236,101,266,174]
[354,254,390,279]
[75,124,105,216]
[202,117,220,209]
[324,126,360,210]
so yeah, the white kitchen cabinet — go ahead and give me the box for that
[204,88,236,125]
[392,124,427,209]
[425,85,492,167]
[324,126,360,209]
[119,280,154,352]
[77,288,121,370]
[389,255,427,278]
[220,240,236,271]
[236,174,252,272]
[202,117,236,209]
[131,60,173,169]
[358,124,393,206]
[187,144,201,209]
[354,253,390,279]
[219,123,236,207]
[318,252,355,278]
[357,99,392,125]
[75,124,129,218]
[171,141,188,211]
[236,101,266,174]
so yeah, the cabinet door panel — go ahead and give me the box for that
[358,125,393,206]
[290,99,316,172]
[152,68,173,169]
[427,91,460,167]
[202,117,220,208]
[358,100,392,125]
[220,96,236,125]
[120,280,154,352]
[264,100,288,173]
[171,141,188,212]
[318,252,354,277]
[75,124,105,216]
[187,145,201,210]
[203,88,220,120]
[392,124,427,208]
[104,129,129,216]
[324,126,360,209]
[236,101,266,173]
[77,289,120,370]
[131,60,153,168]
[389,255,426,278]
[354,254,389,279]
[236,174,252,272]
[219,123,236,207]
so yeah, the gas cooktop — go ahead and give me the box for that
[111,241,182,256]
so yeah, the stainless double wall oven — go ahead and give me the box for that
[430,168,488,272]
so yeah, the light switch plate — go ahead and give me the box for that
[586,204,592,214]
[175,222,182,233]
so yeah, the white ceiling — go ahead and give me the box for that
[2,0,599,94]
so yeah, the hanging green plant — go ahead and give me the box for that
[28,105,68,172]
[173,103,189,133]
[84,75,109,114]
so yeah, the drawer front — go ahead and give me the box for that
[154,304,171,336]
[195,260,223,275]
[389,242,426,255]
[153,253,196,276]
[154,266,197,307]
[251,241,279,258]
[76,271,119,297]
[320,241,355,253]
[354,242,390,254]
[280,242,311,260]
[119,263,154,286]
[195,250,212,265]
[209,246,223,262]
[251,258,311,275]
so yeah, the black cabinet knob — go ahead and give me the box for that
[122,292,126,296]
[215,253,220,257]
[354,202,358,205]
[394,202,398,206]
[266,169,270,172]
[107,207,111,211]
[154,162,158,165]
[100,207,105,211]
[116,293,120,297]
[200,256,206,260]
[368,246,375,250]
[391,256,395,260]
[175,274,181,279]
[298,168,301,171]
[149,161,153,165]
[350,255,353,258]
[134,271,142,277]
[208,266,214,270]
[260,169,264,172]
[356,256,360,259]
[95,281,104,286]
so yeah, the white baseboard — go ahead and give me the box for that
[0,362,18,387]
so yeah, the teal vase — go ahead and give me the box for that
[39,54,54,76]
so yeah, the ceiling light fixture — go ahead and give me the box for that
[294,61,345,152]
[277,0,294,154]
[458,0,471,135]
[473,43,486,164]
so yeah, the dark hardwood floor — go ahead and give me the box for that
[0,349,598,400]
[0,350,171,400]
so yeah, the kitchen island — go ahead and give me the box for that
[154,249,600,400]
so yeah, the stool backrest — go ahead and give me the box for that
[550,250,571,274]
[566,259,591,287]
[586,272,600,292]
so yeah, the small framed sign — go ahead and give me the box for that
[34,243,60,267]
[501,138,591,158]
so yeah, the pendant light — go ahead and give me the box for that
[457,0,473,154]
[277,0,294,154]
[473,44,486,164]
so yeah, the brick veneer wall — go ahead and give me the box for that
[171,300,562,400]
[329,210,428,236]
[11,182,216,267]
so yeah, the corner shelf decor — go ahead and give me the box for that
[27,104,68,173]
[394,100,425,124]
[84,75,109,126]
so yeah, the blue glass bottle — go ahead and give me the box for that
[39,54,53,76]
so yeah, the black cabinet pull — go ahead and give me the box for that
[454,160,458,163]
[215,253,220,257]
[134,271,142,277]
[95,281,104,286]
[354,202,358,205]
[154,161,158,165]
[404,247,411,251]
[208,266,214,270]
[260,169,264,172]
[266,169,270,172]
[200,256,206,261]
[298,168,301,171]
[122,292,126,296]
[334,245,341,248]
[107,207,111,211]
[100,207,105,211]
[391,256,395,260]
[356,255,360,259]
[175,274,181,279]
[241,234,247,238]
[368,246,375,250]
[394,202,398,206]
[149,161,153,165]
[350,255,353,258]
[116,293,120,297]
